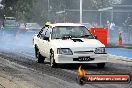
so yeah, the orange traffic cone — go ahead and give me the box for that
[118,32,122,46]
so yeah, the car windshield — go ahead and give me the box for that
[51,26,94,39]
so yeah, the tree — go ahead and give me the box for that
[1,0,18,16]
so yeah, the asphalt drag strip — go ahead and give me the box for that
[0,52,83,88]
[0,50,132,88]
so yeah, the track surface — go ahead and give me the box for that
[106,48,132,58]
[0,42,132,88]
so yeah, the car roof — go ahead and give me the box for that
[50,23,85,27]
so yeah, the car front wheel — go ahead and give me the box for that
[50,51,57,68]
[35,48,44,63]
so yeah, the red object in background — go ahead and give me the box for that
[118,32,122,46]
[88,28,108,47]
[118,40,122,46]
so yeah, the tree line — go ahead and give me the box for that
[1,0,131,24]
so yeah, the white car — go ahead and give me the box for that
[33,23,108,68]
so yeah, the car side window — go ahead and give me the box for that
[45,27,52,37]
[39,27,52,39]
[37,29,43,38]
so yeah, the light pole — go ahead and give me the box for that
[80,0,82,24]
[48,0,49,21]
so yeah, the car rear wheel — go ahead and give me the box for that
[35,47,44,63]
[97,63,105,68]
[50,51,57,68]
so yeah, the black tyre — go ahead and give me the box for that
[35,47,44,63]
[97,63,105,68]
[50,51,57,68]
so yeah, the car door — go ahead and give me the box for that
[39,27,51,58]
[36,31,45,55]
